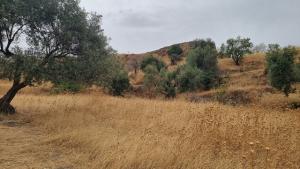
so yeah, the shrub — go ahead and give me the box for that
[176,66,203,92]
[199,71,217,90]
[187,39,218,72]
[109,71,130,96]
[288,101,300,109]
[266,45,297,96]
[215,90,254,105]
[167,44,183,65]
[97,57,131,96]
[190,38,216,50]
[218,43,229,58]
[159,70,176,98]
[143,65,161,96]
[184,39,219,91]
[51,82,83,94]
[140,56,166,72]
[294,64,300,82]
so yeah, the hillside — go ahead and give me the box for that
[123,43,300,106]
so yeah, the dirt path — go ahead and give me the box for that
[0,120,72,169]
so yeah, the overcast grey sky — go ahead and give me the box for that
[80,0,300,53]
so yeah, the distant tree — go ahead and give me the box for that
[266,45,298,96]
[218,43,229,58]
[187,39,218,90]
[190,38,216,50]
[167,44,183,65]
[140,56,166,72]
[224,36,253,65]
[128,58,140,74]
[187,40,218,72]
[0,0,117,114]
[252,43,267,53]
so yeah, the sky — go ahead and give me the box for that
[80,0,300,53]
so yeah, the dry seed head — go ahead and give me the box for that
[249,142,254,146]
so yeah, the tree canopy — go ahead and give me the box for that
[266,45,298,96]
[167,44,183,65]
[224,36,253,65]
[0,0,122,114]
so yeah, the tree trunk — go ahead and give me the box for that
[0,82,27,114]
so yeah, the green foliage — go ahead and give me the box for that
[218,43,229,58]
[143,65,177,98]
[140,56,166,72]
[143,65,161,91]
[190,39,216,50]
[266,45,298,96]
[167,44,183,65]
[0,0,126,100]
[294,64,300,82]
[176,66,203,92]
[178,39,219,92]
[159,70,176,98]
[187,41,218,72]
[109,71,130,96]
[51,82,83,94]
[199,71,218,90]
[224,36,253,65]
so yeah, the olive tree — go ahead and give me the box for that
[188,39,218,88]
[0,0,115,114]
[224,36,253,65]
[266,45,298,96]
[167,44,183,65]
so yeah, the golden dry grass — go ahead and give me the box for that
[0,92,299,169]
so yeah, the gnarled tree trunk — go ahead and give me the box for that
[0,81,27,114]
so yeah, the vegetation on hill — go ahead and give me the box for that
[266,45,298,96]
[167,44,183,65]
[221,36,253,65]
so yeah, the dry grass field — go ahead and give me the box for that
[0,53,300,169]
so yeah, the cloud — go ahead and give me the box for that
[80,0,300,53]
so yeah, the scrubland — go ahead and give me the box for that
[0,54,299,169]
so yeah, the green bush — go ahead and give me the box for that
[51,82,83,94]
[294,64,300,82]
[109,71,130,96]
[176,66,203,92]
[159,70,176,98]
[143,65,161,93]
[140,56,166,72]
[266,45,297,96]
[167,44,183,65]
[199,71,217,90]
[184,39,218,90]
